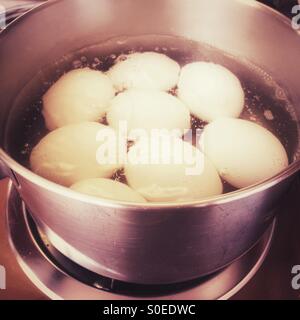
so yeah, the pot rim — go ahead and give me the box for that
[0,0,299,210]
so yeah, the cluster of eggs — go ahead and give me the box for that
[30,52,289,203]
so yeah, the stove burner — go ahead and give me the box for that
[6,183,275,300]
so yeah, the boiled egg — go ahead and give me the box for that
[30,122,124,186]
[43,68,115,130]
[107,89,191,135]
[71,178,146,203]
[200,118,289,188]
[178,62,245,122]
[107,52,180,92]
[125,137,223,202]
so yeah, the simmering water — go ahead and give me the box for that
[5,35,300,194]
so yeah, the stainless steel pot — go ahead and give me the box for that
[1,0,300,285]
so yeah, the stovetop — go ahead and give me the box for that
[1,0,300,300]
[0,180,46,300]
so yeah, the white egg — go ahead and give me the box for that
[43,68,116,130]
[200,118,289,189]
[177,62,245,122]
[107,52,180,92]
[71,178,146,203]
[125,138,223,202]
[107,89,191,135]
[30,122,124,187]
